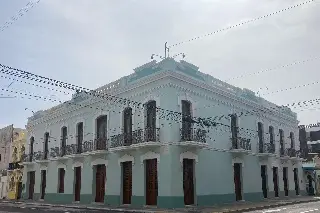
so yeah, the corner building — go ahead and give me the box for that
[22,58,305,208]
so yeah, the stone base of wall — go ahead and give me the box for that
[20,190,308,208]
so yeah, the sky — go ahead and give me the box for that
[0,0,319,129]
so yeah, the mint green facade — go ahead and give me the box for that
[22,58,305,208]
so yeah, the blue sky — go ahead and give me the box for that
[0,0,319,129]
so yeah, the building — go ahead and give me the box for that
[7,128,26,199]
[21,58,305,208]
[0,125,14,199]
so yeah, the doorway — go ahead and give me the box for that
[183,159,195,205]
[28,171,35,199]
[17,182,23,199]
[122,162,132,204]
[261,165,268,198]
[40,170,46,199]
[95,164,106,202]
[74,166,81,202]
[233,163,242,201]
[283,167,288,196]
[145,159,158,205]
[293,168,300,195]
[272,167,279,197]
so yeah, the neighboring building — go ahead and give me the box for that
[0,125,14,199]
[7,128,26,200]
[299,125,320,161]
[22,58,304,208]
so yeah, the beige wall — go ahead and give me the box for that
[0,125,13,171]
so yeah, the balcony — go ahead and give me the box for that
[179,127,208,148]
[34,151,50,165]
[21,153,35,165]
[257,142,276,158]
[110,127,160,151]
[287,148,300,160]
[51,141,94,161]
[279,147,290,161]
[229,137,252,156]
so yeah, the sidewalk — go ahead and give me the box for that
[1,196,319,213]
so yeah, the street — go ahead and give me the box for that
[249,201,320,213]
[0,202,119,213]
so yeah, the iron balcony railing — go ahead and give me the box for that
[258,142,276,154]
[180,127,207,143]
[50,141,94,157]
[110,127,160,148]
[94,138,108,150]
[280,147,289,157]
[230,137,251,151]
[287,148,300,158]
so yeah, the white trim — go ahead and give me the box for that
[39,165,48,172]
[91,158,108,167]
[232,157,244,167]
[57,163,67,171]
[180,151,198,164]
[140,151,160,165]
[118,154,135,166]
[72,161,84,169]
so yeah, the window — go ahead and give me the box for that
[181,100,192,141]
[61,126,67,156]
[96,115,108,150]
[123,107,133,145]
[145,100,157,141]
[230,114,238,148]
[29,137,34,162]
[279,129,284,155]
[44,133,49,160]
[258,122,264,152]
[58,168,65,193]
[290,132,295,149]
[0,154,1,161]
[76,122,83,153]
[269,126,274,144]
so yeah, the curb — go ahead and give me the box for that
[220,199,320,213]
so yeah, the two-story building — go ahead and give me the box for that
[7,128,26,200]
[21,58,305,208]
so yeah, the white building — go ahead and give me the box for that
[22,58,304,208]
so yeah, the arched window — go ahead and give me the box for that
[279,129,284,155]
[44,132,49,160]
[145,100,156,141]
[230,114,238,148]
[290,132,295,149]
[29,137,34,162]
[258,122,264,152]
[269,126,275,153]
[96,115,108,150]
[123,107,133,145]
[76,122,83,153]
[61,126,67,156]
[181,100,192,141]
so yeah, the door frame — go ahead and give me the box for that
[233,163,243,201]
[260,165,268,198]
[182,158,196,205]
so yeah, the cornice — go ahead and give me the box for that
[27,70,297,128]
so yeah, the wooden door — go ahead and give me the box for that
[28,171,35,199]
[58,168,65,193]
[283,167,288,196]
[122,162,132,204]
[74,166,81,201]
[145,159,158,205]
[40,170,46,199]
[293,168,300,195]
[183,159,195,205]
[17,182,22,199]
[233,163,242,201]
[273,167,279,197]
[261,165,267,198]
[95,165,106,203]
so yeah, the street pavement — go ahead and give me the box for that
[248,201,320,213]
[0,202,120,213]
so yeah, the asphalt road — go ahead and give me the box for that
[248,201,320,213]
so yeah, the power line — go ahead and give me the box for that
[169,0,316,48]
[226,56,320,82]
[0,0,41,33]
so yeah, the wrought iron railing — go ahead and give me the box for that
[94,138,108,150]
[180,128,207,143]
[110,128,160,148]
[280,147,289,157]
[50,141,94,157]
[287,148,299,158]
[258,142,275,154]
[230,137,251,150]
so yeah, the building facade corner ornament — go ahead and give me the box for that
[140,151,160,165]
[180,151,198,165]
